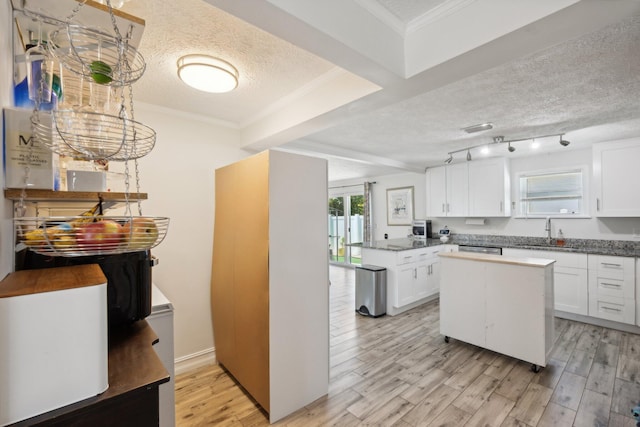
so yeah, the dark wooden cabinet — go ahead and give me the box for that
[11,321,168,427]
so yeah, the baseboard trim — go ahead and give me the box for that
[555,310,640,334]
[174,347,216,376]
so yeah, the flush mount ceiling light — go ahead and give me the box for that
[462,122,493,134]
[177,54,239,93]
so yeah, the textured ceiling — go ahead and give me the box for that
[297,14,640,168]
[121,0,335,126]
[107,0,640,181]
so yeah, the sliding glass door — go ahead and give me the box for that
[328,191,364,266]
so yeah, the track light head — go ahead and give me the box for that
[559,135,570,147]
[466,150,472,161]
[445,154,453,164]
[508,142,515,152]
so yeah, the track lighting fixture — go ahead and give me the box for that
[443,132,572,163]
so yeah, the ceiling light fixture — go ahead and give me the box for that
[177,54,239,93]
[443,132,572,163]
[462,122,493,134]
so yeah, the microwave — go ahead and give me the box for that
[412,220,432,239]
[15,249,155,327]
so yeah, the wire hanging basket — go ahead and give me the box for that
[15,216,170,257]
[48,24,146,87]
[31,109,156,161]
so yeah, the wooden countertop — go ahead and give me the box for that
[439,251,556,267]
[11,320,169,426]
[0,264,107,298]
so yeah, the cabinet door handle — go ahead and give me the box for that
[414,268,417,279]
[499,201,503,212]
[602,306,622,312]
[601,282,622,288]
[601,263,622,268]
[597,198,600,211]
[442,203,445,213]
[446,203,450,213]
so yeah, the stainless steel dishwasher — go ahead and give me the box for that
[458,245,503,255]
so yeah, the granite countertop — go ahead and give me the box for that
[357,235,640,257]
[358,237,449,251]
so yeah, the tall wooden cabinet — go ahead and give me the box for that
[211,150,329,423]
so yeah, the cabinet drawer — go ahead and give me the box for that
[590,277,634,299]
[535,251,587,269]
[589,295,635,325]
[424,246,442,257]
[588,255,634,280]
[396,252,416,265]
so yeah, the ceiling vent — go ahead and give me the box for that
[461,122,493,134]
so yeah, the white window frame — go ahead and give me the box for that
[515,165,590,218]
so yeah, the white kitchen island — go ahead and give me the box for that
[439,252,555,372]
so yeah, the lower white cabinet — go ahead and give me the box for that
[503,248,588,315]
[588,255,635,324]
[362,245,443,316]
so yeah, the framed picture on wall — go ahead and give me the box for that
[386,186,414,226]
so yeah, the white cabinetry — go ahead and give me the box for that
[447,163,469,216]
[593,138,640,216]
[361,245,443,316]
[426,166,447,217]
[588,255,635,324]
[439,252,555,369]
[503,248,588,315]
[468,158,511,217]
[425,158,510,217]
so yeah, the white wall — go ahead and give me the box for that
[331,147,640,243]
[112,103,249,360]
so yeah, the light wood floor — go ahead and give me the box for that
[175,266,640,426]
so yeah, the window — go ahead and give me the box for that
[518,168,587,217]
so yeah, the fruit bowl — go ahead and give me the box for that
[14,216,169,257]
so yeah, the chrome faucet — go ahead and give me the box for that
[545,217,551,244]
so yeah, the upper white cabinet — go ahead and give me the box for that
[426,158,510,217]
[468,158,511,217]
[447,163,469,216]
[593,138,640,216]
[426,166,447,217]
